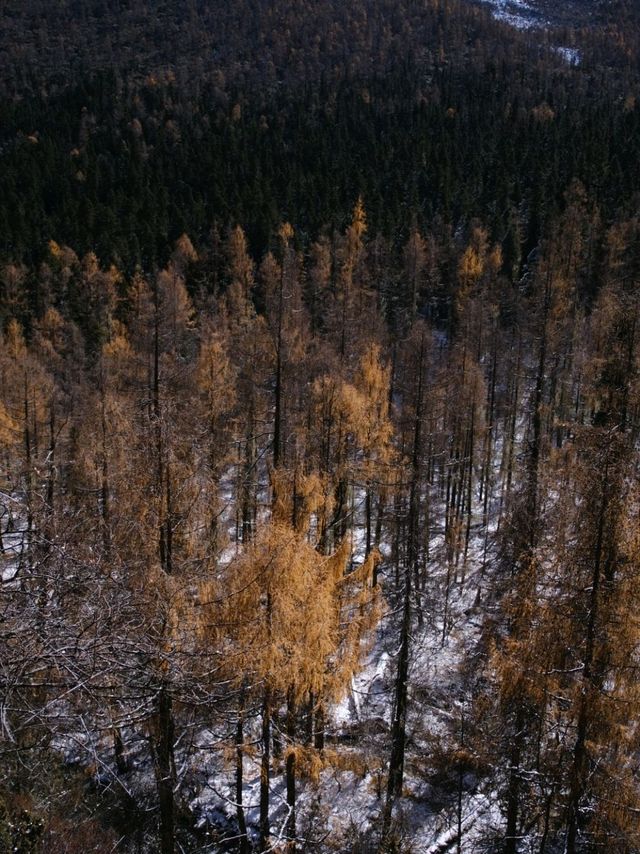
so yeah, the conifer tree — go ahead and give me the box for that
[204,466,382,850]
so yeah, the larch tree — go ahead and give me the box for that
[194,326,236,561]
[202,466,382,851]
[403,224,427,323]
[556,429,640,851]
[475,234,579,854]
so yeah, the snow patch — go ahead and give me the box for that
[554,45,581,65]
[480,0,538,29]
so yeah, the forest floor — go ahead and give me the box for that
[183,481,508,851]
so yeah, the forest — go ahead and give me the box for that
[2,0,640,852]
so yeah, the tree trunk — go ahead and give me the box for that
[382,565,411,839]
[565,451,610,854]
[286,688,297,848]
[273,254,285,470]
[383,332,426,838]
[504,303,547,850]
[100,383,111,556]
[504,706,524,854]
[235,697,248,854]
[156,685,175,854]
[260,688,271,852]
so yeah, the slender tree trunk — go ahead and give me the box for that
[260,688,271,851]
[383,564,411,836]
[156,685,175,854]
[463,400,476,572]
[456,713,465,854]
[500,337,521,529]
[527,273,551,534]
[620,304,637,432]
[505,705,524,854]
[442,552,452,645]
[165,460,173,574]
[382,334,426,840]
[313,703,325,751]
[286,688,297,848]
[236,696,248,854]
[46,403,56,513]
[260,590,274,851]
[409,332,425,611]
[242,398,256,544]
[273,253,286,471]
[153,287,172,574]
[100,383,111,556]
[481,339,497,528]
[539,783,555,854]
[365,485,372,557]
[505,298,548,852]
[23,375,33,575]
[373,493,384,585]
[565,456,610,854]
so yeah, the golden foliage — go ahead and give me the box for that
[48,239,62,259]
[47,239,78,270]
[531,102,555,122]
[156,264,195,343]
[458,245,483,286]
[4,319,26,361]
[487,243,503,274]
[350,196,367,243]
[210,510,382,709]
[278,221,295,245]
[226,225,255,296]
[196,334,236,421]
[172,233,198,269]
[310,344,393,483]
[0,400,18,448]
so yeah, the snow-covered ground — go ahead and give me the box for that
[482,0,539,30]
[0,491,27,584]
[554,45,581,65]
[183,462,509,851]
[476,0,592,45]
[4,413,527,850]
